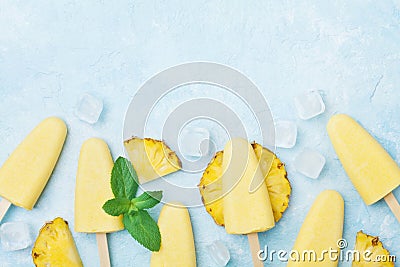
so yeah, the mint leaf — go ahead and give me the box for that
[133,191,163,210]
[105,157,163,252]
[123,210,161,252]
[102,198,131,216]
[111,157,139,200]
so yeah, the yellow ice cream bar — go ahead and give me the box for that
[287,190,344,267]
[222,138,275,234]
[150,203,196,267]
[327,114,400,205]
[0,117,67,210]
[74,138,123,233]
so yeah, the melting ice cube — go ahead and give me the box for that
[179,127,210,158]
[294,91,325,120]
[275,120,297,148]
[75,93,103,124]
[207,240,230,266]
[0,222,32,251]
[294,149,326,179]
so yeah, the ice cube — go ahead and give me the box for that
[294,149,326,179]
[0,222,32,251]
[207,240,230,266]
[74,93,103,124]
[294,91,325,120]
[179,127,210,157]
[275,120,297,148]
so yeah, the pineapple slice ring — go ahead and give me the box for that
[198,142,291,226]
[124,137,182,184]
[353,231,394,267]
[32,217,83,267]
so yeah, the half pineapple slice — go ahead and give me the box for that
[199,142,291,226]
[199,151,224,225]
[124,137,182,184]
[32,217,83,267]
[252,143,291,222]
[352,231,394,266]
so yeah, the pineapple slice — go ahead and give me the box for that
[252,143,291,222]
[124,137,182,184]
[352,231,394,267]
[199,142,291,226]
[32,217,83,267]
[199,151,224,225]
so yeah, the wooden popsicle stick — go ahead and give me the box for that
[0,198,12,222]
[96,233,111,267]
[384,192,400,223]
[247,233,263,267]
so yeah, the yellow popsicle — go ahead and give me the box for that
[327,114,400,205]
[222,137,275,234]
[287,190,344,267]
[74,138,123,233]
[150,203,196,267]
[0,117,67,210]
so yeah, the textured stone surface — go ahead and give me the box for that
[0,1,399,266]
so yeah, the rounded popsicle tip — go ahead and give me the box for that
[81,137,108,150]
[223,138,252,164]
[41,117,67,135]
[160,202,188,213]
[224,137,250,149]
[327,113,354,133]
[319,189,344,205]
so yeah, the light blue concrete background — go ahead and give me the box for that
[0,1,399,266]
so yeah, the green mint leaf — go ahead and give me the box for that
[123,210,161,252]
[133,191,163,210]
[102,198,131,216]
[111,157,139,200]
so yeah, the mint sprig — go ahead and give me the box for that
[103,157,162,252]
